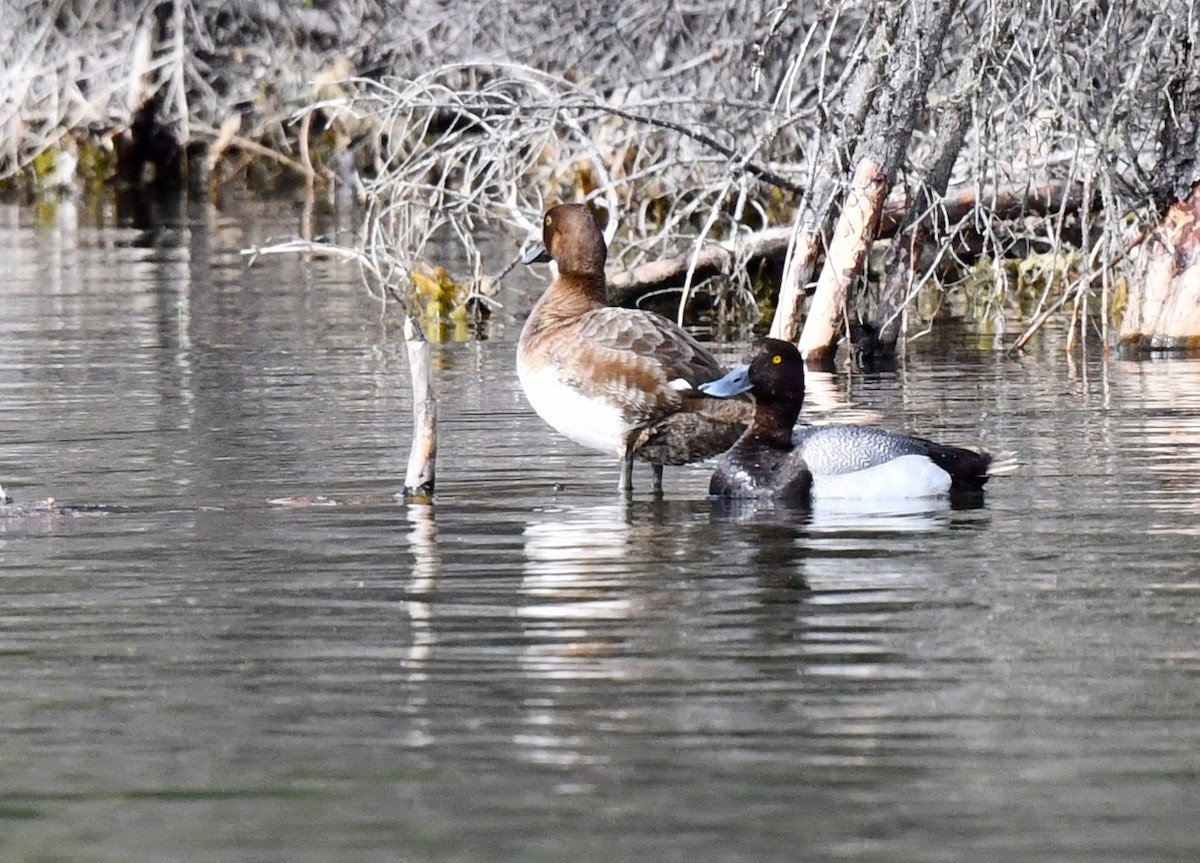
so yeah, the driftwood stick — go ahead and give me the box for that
[401,317,437,501]
[203,115,242,180]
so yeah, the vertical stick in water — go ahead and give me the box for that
[402,317,437,501]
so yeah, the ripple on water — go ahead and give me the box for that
[1,201,1199,862]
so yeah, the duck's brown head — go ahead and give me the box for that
[522,204,606,278]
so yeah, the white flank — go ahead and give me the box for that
[518,364,630,456]
[812,454,952,499]
[667,378,692,391]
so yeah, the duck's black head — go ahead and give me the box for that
[739,338,805,407]
[703,338,805,405]
[522,203,607,277]
[700,337,805,444]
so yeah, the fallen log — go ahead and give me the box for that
[605,179,1089,309]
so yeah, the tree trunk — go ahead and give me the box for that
[795,0,962,364]
[1118,183,1200,351]
[401,317,438,500]
[1120,22,1200,352]
[797,160,887,364]
[769,0,901,343]
[867,43,983,363]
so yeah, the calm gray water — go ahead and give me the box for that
[1,193,1198,862]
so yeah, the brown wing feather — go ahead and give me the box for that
[574,308,726,386]
[632,394,751,465]
[571,309,749,461]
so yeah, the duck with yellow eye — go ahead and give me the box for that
[700,338,1013,502]
[518,203,750,493]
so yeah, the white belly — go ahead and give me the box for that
[518,363,630,456]
[811,454,952,499]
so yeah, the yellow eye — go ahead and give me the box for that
[772,354,782,365]
[544,215,553,227]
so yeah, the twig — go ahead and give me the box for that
[194,124,319,181]
[239,238,384,280]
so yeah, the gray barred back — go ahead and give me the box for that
[794,425,934,475]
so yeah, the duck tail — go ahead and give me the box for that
[986,450,1018,477]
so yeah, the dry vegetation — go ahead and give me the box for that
[4,0,1198,354]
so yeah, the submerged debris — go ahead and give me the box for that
[0,484,106,520]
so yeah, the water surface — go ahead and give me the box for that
[1,194,1198,862]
